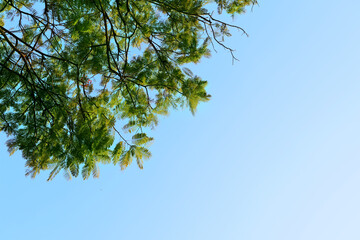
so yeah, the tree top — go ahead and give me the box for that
[0,0,256,180]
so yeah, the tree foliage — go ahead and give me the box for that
[0,0,256,180]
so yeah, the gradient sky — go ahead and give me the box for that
[1,0,360,239]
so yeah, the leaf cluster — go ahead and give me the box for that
[0,0,255,180]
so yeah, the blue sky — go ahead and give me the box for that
[1,0,360,239]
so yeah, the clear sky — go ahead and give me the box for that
[1,0,360,239]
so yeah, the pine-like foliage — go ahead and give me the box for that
[0,0,256,180]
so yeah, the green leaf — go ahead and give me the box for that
[112,141,124,165]
[120,150,133,171]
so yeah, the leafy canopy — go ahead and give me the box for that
[0,0,256,180]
